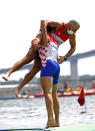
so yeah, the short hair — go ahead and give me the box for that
[69,20,80,30]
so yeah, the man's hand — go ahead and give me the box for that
[57,56,65,64]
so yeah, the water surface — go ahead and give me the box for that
[0,95,95,129]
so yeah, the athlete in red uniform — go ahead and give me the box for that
[41,20,80,64]
[2,20,80,98]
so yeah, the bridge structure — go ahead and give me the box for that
[68,49,95,81]
[0,49,95,81]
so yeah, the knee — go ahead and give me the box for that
[44,91,52,99]
[31,39,35,45]
[31,39,36,44]
[31,38,39,49]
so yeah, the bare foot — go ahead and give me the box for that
[55,123,60,127]
[13,88,21,98]
[2,73,9,81]
[45,121,56,129]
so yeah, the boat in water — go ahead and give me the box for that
[22,88,95,98]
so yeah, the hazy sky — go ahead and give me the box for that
[0,0,95,78]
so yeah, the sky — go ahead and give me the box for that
[0,0,95,79]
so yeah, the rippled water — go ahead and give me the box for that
[0,95,95,129]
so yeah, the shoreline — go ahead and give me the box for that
[0,81,93,99]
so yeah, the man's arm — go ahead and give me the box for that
[40,20,62,45]
[40,20,49,44]
[46,20,62,30]
[66,34,76,57]
[58,34,76,64]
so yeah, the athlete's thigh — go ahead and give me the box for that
[32,58,41,72]
[25,45,38,60]
[40,77,53,94]
[53,62,60,84]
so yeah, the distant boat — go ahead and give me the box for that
[23,88,95,98]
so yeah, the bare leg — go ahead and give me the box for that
[2,47,37,81]
[52,84,60,127]
[40,77,55,128]
[14,59,41,98]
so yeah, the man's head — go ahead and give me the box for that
[67,20,80,35]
